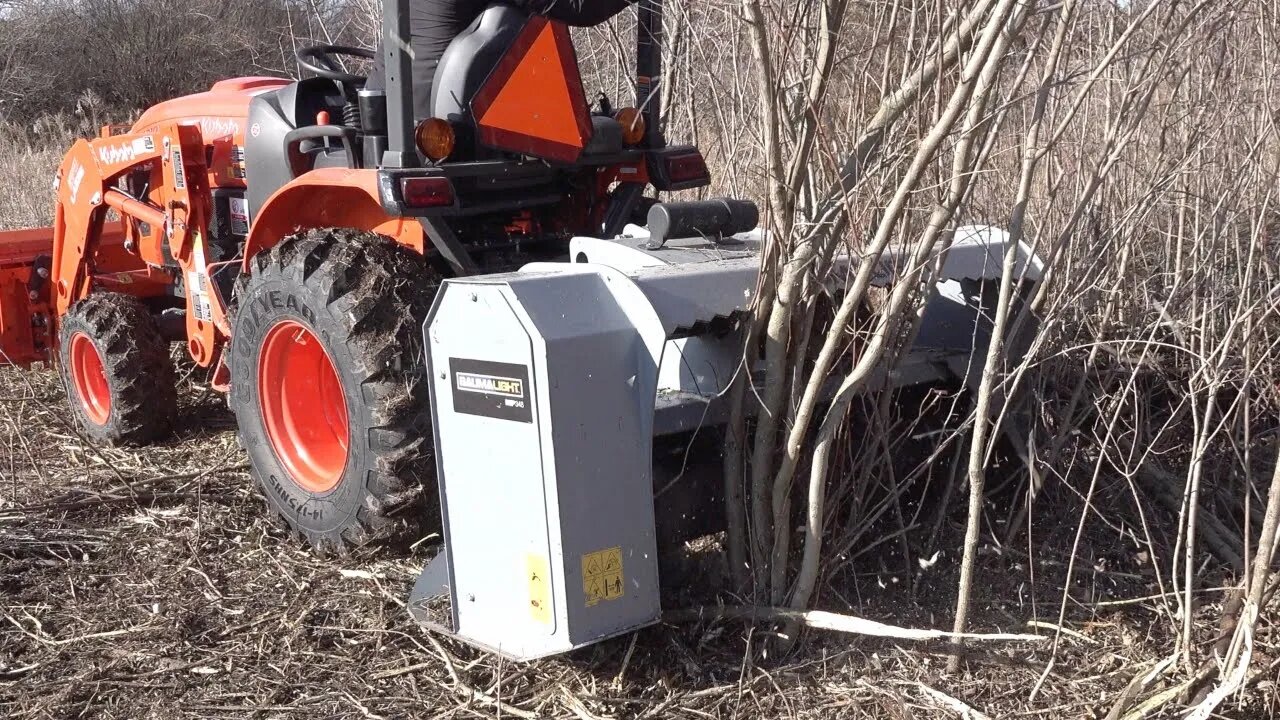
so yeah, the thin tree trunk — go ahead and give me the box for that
[949,0,1075,672]
[781,0,1025,620]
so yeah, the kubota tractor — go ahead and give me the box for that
[0,0,725,551]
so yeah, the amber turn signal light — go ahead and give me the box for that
[614,107,646,146]
[415,118,456,161]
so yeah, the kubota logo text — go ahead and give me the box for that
[97,136,155,165]
[197,117,240,141]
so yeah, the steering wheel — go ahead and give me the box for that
[296,44,375,87]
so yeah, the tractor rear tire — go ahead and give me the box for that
[57,292,178,446]
[229,228,438,552]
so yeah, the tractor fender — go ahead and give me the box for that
[242,168,425,269]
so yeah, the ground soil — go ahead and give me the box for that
[1,364,1274,719]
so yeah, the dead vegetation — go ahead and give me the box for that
[0,121,76,232]
[3,0,1280,717]
[2,364,1273,718]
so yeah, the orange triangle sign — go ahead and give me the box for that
[472,17,593,163]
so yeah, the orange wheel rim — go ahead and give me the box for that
[257,320,350,494]
[69,332,111,425]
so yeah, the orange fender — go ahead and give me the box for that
[243,169,425,269]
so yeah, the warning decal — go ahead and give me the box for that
[229,196,249,235]
[582,547,624,607]
[172,147,186,190]
[527,554,552,625]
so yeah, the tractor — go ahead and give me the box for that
[0,0,721,551]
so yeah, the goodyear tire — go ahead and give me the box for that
[57,292,178,446]
[229,228,438,551]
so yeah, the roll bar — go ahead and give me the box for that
[381,0,419,168]
[636,0,664,148]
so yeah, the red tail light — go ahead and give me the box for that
[665,152,710,185]
[401,177,455,209]
[650,147,712,191]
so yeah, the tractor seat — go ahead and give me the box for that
[244,78,351,217]
[431,5,525,131]
[432,3,628,164]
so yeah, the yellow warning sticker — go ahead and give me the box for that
[526,553,552,625]
[582,546,624,607]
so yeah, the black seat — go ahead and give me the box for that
[431,3,526,160]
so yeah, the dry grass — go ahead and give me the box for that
[0,364,1272,718]
[3,3,1280,716]
[0,120,78,231]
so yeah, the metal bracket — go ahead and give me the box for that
[603,182,644,240]
[408,551,455,633]
[418,218,480,276]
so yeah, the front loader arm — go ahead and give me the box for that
[51,123,228,367]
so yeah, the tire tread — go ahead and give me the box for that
[58,292,177,446]
[236,228,438,552]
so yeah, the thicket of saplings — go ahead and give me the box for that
[697,2,1279,716]
[2,1,1279,716]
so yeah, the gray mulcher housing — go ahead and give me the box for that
[411,225,1043,660]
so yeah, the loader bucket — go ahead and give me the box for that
[0,226,55,366]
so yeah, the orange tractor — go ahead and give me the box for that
[0,0,714,550]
